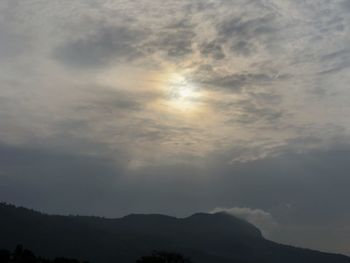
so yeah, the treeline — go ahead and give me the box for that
[0,245,89,263]
[136,251,192,263]
[0,246,192,263]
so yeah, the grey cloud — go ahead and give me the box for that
[233,103,283,125]
[215,145,350,222]
[0,141,124,215]
[248,91,282,105]
[316,16,345,35]
[211,207,277,237]
[319,49,350,75]
[1,114,350,254]
[2,139,350,220]
[211,94,283,127]
[165,18,193,30]
[200,40,225,60]
[217,14,278,55]
[78,88,144,113]
[0,2,33,61]
[204,73,278,92]
[194,68,285,126]
[67,89,200,145]
[340,0,350,10]
[0,29,28,60]
[149,28,195,58]
[231,40,256,56]
[183,1,217,13]
[53,25,146,68]
[321,49,350,62]
[2,139,350,254]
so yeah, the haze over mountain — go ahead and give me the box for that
[1,203,349,263]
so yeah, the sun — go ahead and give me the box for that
[166,73,201,110]
[151,71,205,114]
[178,88,193,99]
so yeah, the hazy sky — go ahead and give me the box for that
[1,0,350,255]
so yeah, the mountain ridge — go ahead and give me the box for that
[0,202,349,263]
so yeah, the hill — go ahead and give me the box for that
[0,203,349,263]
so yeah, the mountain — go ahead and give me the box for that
[0,203,349,263]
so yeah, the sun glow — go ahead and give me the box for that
[166,73,202,111]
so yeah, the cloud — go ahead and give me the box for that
[203,73,279,92]
[0,28,28,60]
[340,0,350,10]
[231,40,256,56]
[0,141,125,215]
[54,25,146,68]
[200,40,225,60]
[147,28,195,58]
[319,49,350,75]
[211,207,277,237]
[218,15,276,38]
[216,13,279,56]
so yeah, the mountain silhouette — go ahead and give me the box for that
[0,203,349,263]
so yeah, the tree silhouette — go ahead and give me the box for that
[14,245,23,256]
[0,245,89,263]
[136,251,192,263]
[0,249,11,262]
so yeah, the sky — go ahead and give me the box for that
[1,0,350,256]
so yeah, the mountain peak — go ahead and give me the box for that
[185,211,263,239]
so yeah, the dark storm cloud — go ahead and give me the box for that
[54,25,146,68]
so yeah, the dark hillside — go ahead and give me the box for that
[0,203,349,263]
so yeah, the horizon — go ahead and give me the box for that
[0,202,241,222]
[0,201,249,220]
[1,0,350,258]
